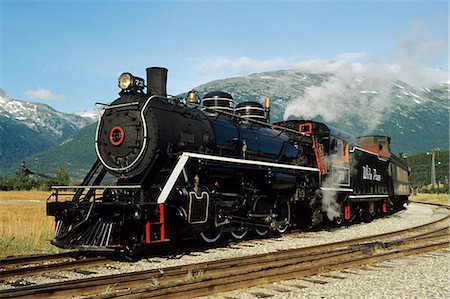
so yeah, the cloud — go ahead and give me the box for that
[185,18,448,134]
[389,19,449,86]
[193,56,291,77]
[283,51,448,133]
[393,19,448,69]
[24,88,64,101]
[191,50,447,88]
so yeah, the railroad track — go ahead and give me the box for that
[1,212,448,299]
[0,252,110,281]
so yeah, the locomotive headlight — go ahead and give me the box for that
[118,73,133,90]
[118,73,145,94]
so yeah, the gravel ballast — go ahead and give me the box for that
[1,202,448,291]
[211,249,450,299]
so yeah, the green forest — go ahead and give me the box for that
[408,150,449,192]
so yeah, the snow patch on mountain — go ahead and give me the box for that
[0,90,90,138]
[73,107,100,121]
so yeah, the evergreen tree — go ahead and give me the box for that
[54,166,71,186]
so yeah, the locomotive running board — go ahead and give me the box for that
[157,152,319,204]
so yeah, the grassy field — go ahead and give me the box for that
[0,190,52,201]
[410,193,449,205]
[0,191,448,258]
[0,201,60,258]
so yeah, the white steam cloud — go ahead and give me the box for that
[319,154,349,221]
[284,20,448,133]
[283,61,398,133]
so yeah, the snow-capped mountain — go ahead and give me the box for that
[73,107,100,122]
[0,89,92,171]
[0,89,90,138]
[194,70,449,154]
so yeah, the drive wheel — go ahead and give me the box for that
[198,226,222,243]
[230,228,248,240]
[255,228,269,237]
[275,200,291,234]
[252,195,271,237]
[308,208,323,229]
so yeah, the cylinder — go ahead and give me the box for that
[146,67,168,97]
[267,171,297,190]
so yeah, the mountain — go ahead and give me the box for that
[7,69,450,179]
[73,107,99,122]
[193,70,449,154]
[22,122,98,180]
[0,89,92,173]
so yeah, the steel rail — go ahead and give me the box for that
[122,240,448,299]
[0,256,109,280]
[0,252,73,267]
[1,215,448,299]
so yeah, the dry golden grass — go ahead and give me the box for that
[0,190,98,257]
[411,193,449,205]
[0,202,60,258]
[0,190,52,201]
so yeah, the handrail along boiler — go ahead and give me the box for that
[47,67,410,252]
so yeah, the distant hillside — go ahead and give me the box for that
[0,89,92,173]
[18,123,97,180]
[194,70,449,154]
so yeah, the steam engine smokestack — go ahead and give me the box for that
[146,67,168,97]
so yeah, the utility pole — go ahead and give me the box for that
[431,151,436,188]
[430,151,436,188]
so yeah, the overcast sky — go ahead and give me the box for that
[1,0,448,113]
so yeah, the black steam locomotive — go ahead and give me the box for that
[47,67,410,252]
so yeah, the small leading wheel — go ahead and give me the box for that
[230,228,248,240]
[198,226,222,243]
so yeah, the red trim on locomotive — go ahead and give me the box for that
[299,123,313,135]
[144,204,166,244]
[312,136,323,174]
[109,126,125,146]
[344,204,351,220]
[159,204,165,241]
[145,222,151,243]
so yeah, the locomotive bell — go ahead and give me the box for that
[186,90,199,104]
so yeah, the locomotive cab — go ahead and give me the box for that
[355,135,392,158]
[275,120,353,175]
